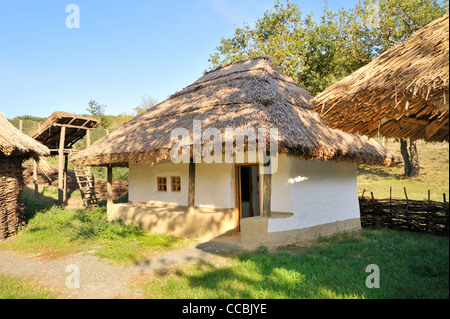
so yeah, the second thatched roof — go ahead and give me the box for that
[32,111,99,155]
[0,111,50,160]
[312,13,449,142]
[72,57,399,167]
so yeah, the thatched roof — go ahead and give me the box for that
[312,13,449,142]
[72,57,400,168]
[32,111,99,155]
[0,111,50,159]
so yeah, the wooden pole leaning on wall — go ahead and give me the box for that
[58,126,66,206]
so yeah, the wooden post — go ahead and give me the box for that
[86,129,91,177]
[107,165,113,206]
[33,159,38,200]
[404,187,409,212]
[262,161,271,218]
[58,126,66,206]
[63,154,68,205]
[188,160,195,208]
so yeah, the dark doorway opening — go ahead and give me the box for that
[237,164,261,221]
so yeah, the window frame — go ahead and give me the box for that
[157,176,167,192]
[171,176,181,192]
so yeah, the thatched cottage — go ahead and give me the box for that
[0,112,50,239]
[72,57,399,247]
[312,13,449,142]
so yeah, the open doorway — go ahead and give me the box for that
[236,164,261,231]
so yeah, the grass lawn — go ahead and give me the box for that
[0,274,58,299]
[135,229,449,299]
[1,204,188,263]
[357,139,449,201]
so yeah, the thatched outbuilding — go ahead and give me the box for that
[0,112,50,239]
[72,57,399,247]
[312,13,449,142]
[31,111,99,206]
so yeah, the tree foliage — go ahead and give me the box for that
[133,96,158,116]
[209,0,448,95]
[86,100,110,129]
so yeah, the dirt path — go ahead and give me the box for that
[0,236,242,299]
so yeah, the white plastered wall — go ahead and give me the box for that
[128,160,235,209]
[267,154,293,214]
[128,154,360,234]
[128,160,189,206]
[194,161,235,209]
[268,157,360,233]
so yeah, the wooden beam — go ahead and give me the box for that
[52,123,92,130]
[86,129,91,177]
[402,117,430,126]
[63,154,68,205]
[262,163,271,218]
[426,117,449,140]
[107,165,113,206]
[58,126,66,206]
[188,160,195,207]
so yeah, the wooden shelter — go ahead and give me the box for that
[72,57,400,246]
[0,111,50,239]
[312,13,449,142]
[32,111,99,206]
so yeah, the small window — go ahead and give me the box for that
[171,176,181,192]
[157,177,167,191]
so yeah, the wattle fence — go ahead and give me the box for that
[359,188,449,236]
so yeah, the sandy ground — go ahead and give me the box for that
[0,235,242,299]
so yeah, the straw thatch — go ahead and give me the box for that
[72,57,400,168]
[1,112,50,159]
[0,111,50,239]
[32,111,99,154]
[312,14,449,142]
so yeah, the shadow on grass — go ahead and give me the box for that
[22,185,58,222]
[357,165,404,180]
[147,230,449,299]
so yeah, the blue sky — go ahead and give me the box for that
[0,0,357,119]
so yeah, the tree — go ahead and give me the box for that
[400,138,420,177]
[209,0,447,95]
[86,100,110,129]
[133,96,158,116]
[209,0,447,176]
[86,100,106,118]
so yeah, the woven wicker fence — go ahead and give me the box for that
[359,188,449,236]
[0,156,25,239]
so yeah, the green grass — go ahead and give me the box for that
[0,274,58,299]
[1,205,187,263]
[136,229,449,299]
[358,139,449,201]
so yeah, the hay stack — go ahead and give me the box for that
[72,57,400,168]
[312,14,449,142]
[0,112,50,239]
